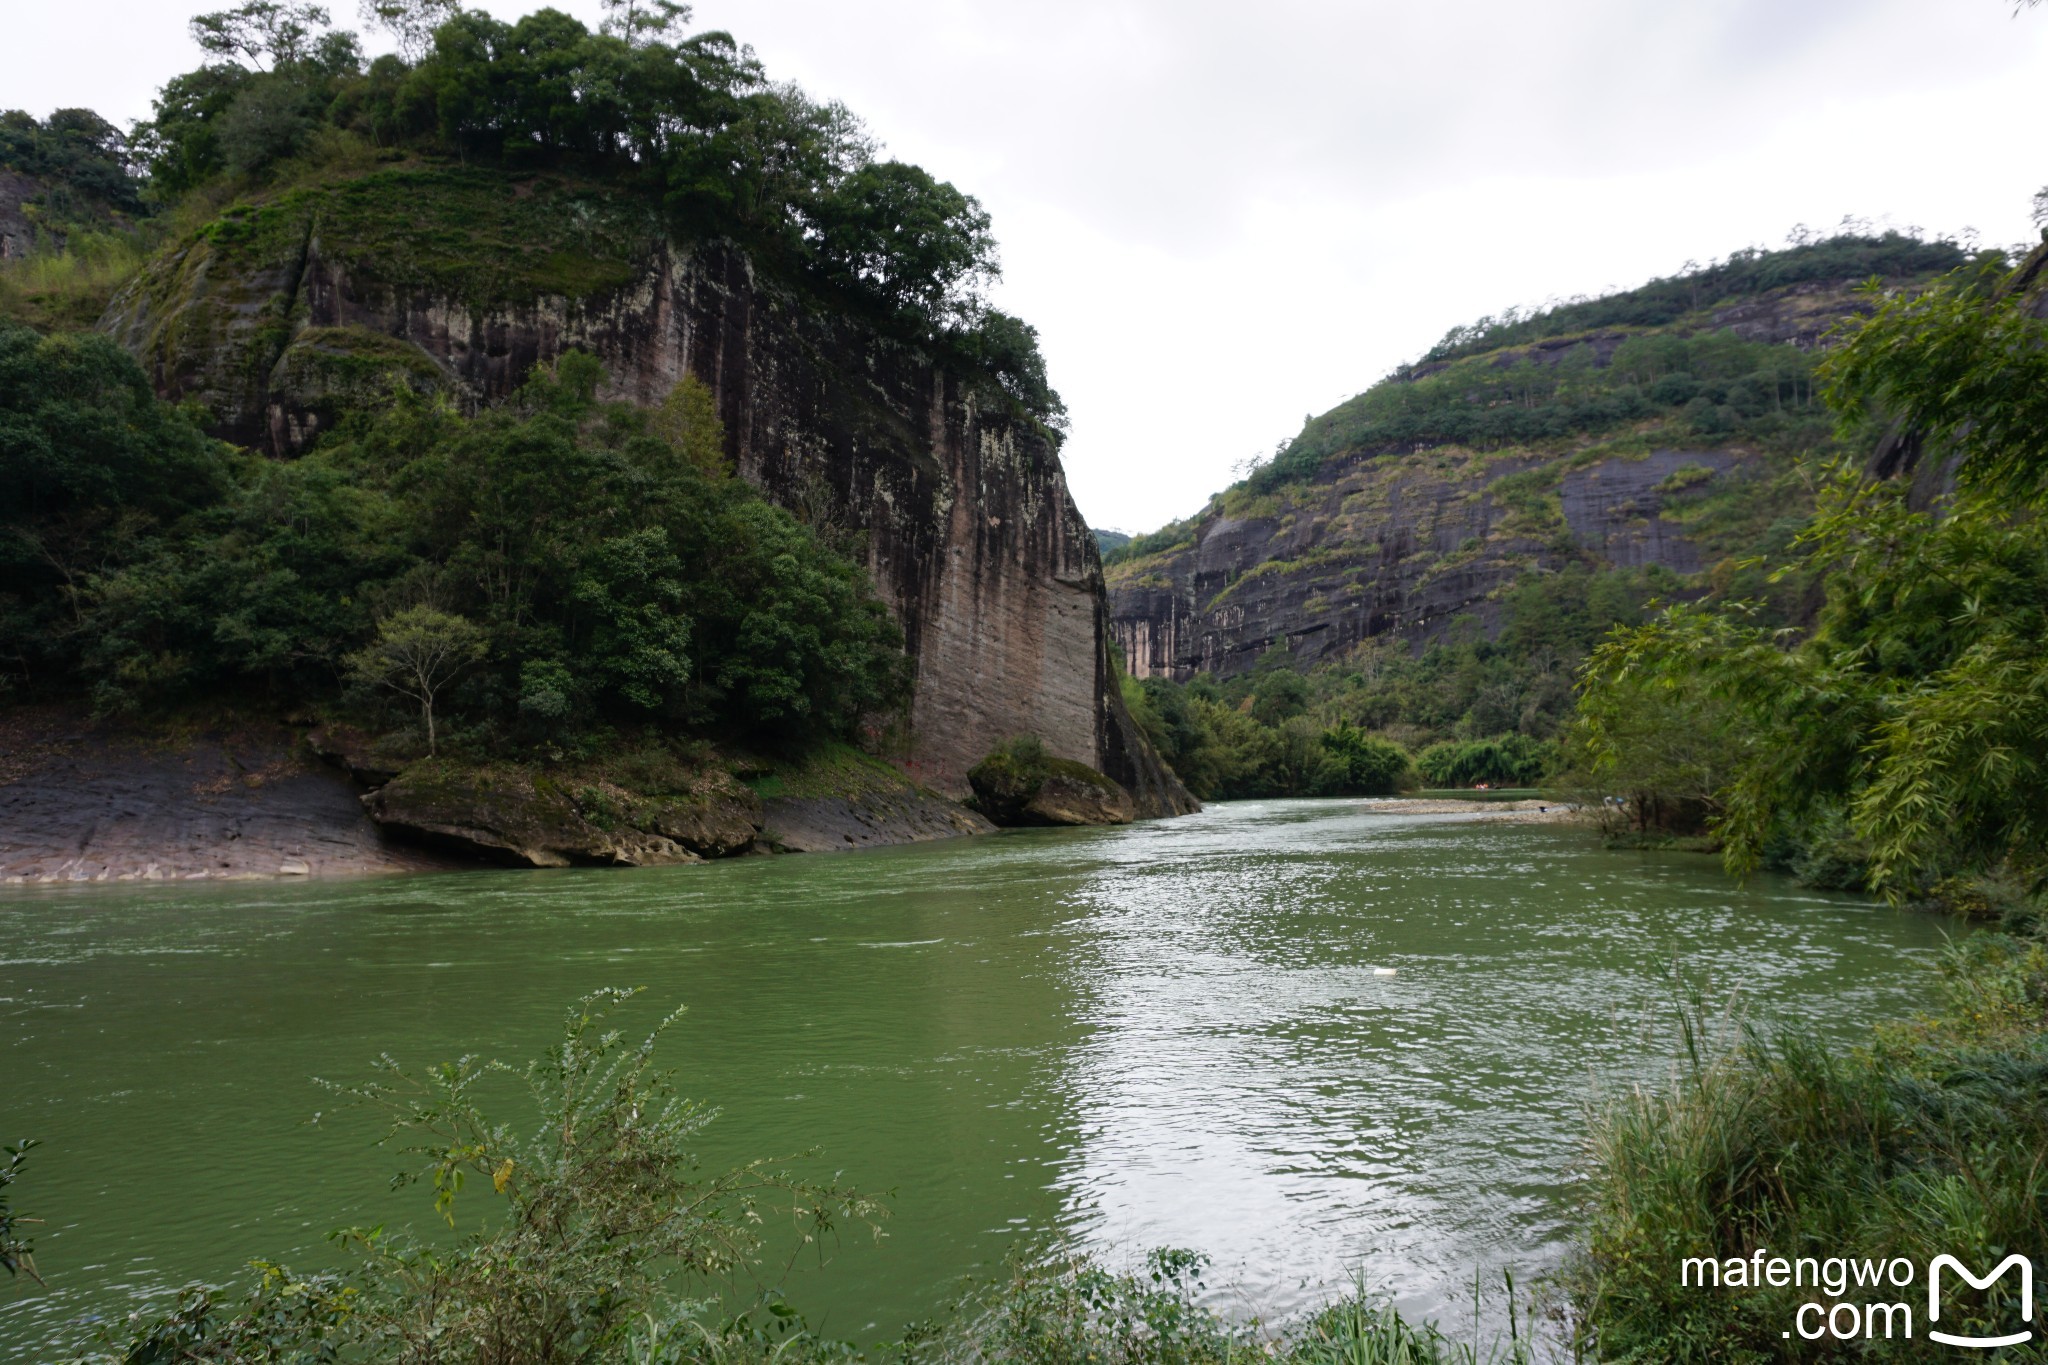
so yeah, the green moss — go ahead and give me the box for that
[171,166,657,314]
[270,324,449,425]
[743,742,923,802]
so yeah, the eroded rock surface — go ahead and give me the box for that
[760,789,995,852]
[1111,446,1746,681]
[968,751,1136,827]
[359,762,782,867]
[0,710,456,882]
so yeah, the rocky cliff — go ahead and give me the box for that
[1107,254,1959,683]
[97,166,1194,817]
[1111,444,1751,679]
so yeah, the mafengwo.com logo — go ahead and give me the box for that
[1680,1249,2036,1348]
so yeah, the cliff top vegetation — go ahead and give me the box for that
[0,0,1066,433]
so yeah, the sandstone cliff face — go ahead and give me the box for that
[1109,280,1884,683]
[98,171,1195,816]
[1112,445,1749,680]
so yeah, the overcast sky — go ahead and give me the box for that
[6,1,2046,532]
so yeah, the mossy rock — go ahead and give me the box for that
[267,325,449,450]
[968,739,1135,827]
[363,761,699,867]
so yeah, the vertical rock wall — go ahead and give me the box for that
[103,218,1196,815]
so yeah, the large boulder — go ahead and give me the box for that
[646,777,765,858]
[364,765,716,871]
[968,739,1136,827]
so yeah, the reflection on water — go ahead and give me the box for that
[0,801,1944,1355]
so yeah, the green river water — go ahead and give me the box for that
[1,800,1948,1357]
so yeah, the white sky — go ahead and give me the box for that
[5,0,2046,532]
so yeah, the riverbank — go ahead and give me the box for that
[0,707,997,883]
[1361,796,1584,824]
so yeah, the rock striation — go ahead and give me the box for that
[99,169,1195,818]
[1112,445,1748,680]
[0,710,459,882]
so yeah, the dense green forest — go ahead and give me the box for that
[0,325,906,751]
[0,0,1078,770]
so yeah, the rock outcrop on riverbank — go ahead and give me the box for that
[967,743,1138,827]
[0,710,457,883]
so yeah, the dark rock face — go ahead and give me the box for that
[0,710,460,882]
[0,169,41,260]
[1112,447,1749,681]
[759,789,996,852]
[100,180,1195,818]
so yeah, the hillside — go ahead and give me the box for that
[0,3,1193,884]
[1106,233,1970,683]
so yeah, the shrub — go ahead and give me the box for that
[1319,723,1413,796]
[83,988,884,1364]
[1414,736,1551,789]
[1573,942,2048,1362]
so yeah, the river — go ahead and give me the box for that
[0,800,1947,1357]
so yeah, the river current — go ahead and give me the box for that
[0,800,1946,1356]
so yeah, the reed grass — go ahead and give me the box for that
[1570,930,2048,1361]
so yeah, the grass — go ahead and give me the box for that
[0,229,152,331]
[1569,932,2048,1362]
[950,1250,1542,1365]
[741,741,924,803]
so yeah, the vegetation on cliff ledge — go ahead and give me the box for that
[0,0,1066,434]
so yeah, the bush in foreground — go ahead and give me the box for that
[76,987,882,1365]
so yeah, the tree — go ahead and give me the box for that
[344,605,487,754]
[1321,722,1413,796]
[357,0,460,60]
[646,374,727,476]
[1823,273,2048,508]
[812,161,997,323]
[600,0,693,46]
[190,2,334,69]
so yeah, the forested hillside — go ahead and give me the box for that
[1104,233,1992,801]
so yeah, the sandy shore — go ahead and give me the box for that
[1358,797,1586,823]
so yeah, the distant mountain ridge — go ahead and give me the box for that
[1106,233,1973,681]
